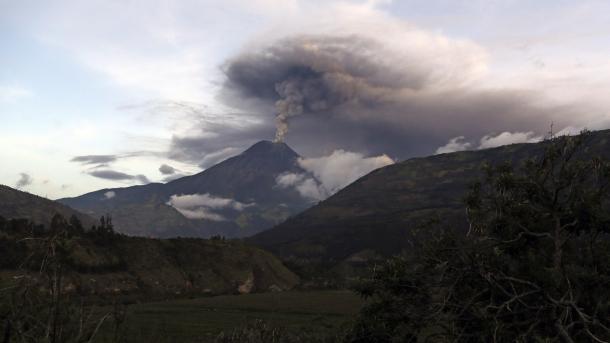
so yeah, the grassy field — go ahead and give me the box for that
[96,290,363,342]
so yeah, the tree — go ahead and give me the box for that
[348,132,610,342]
[1,215,126,342]
[68,215,84,235]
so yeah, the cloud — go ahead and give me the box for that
[71,155,118,165]
[298,150,393,194]
[87,170,150,184]
[165,107,273,168]
[277,149,394,200]
[166,193,254,221]
[276,172,327,201]
[276,172,307,188]
[15,173,33,189]
[171,208,226,221]
[435,136,472,154]
[104,191,116,199]
[478,131,543,149]
[435,131,545,153]
[159,164,176,175]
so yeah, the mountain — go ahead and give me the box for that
[249,130,610,269]
[59,141,316,238]
[0,184,95,228]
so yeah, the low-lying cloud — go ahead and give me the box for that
[299,150,393,194]
[276,172,327,201]
[436,131,545,154]
[478,131,543,149]
[277,150,394,201]
[166,193,254,221]
[436,137,472,154]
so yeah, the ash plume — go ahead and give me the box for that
[224,35,428,143]
[219,33,578,159]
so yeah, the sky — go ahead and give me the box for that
[1,0,610,199]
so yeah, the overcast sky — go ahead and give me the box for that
[1,0,609,199]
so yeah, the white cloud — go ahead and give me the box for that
[295,177,328,201]
[276,150,394,201]
[555,126,586,136]
[276,172,306,188]
[166,193,254,221]
[435,136,472,154]
[276,172,327,201]
[171,207,226,221]
[298,150,394,195]
[104,191,116,199]
[0,85,32,103]
[478,131,543,149]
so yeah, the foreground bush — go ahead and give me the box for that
[349,132,610,342]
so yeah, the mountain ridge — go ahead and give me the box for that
[0,184,96,229]
[59,140,316,238]
[249,130,610,268]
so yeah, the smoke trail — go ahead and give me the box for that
[274,80,304,142]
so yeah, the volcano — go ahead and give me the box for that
[59,141,317,238]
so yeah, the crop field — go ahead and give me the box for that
[95,290,363,342]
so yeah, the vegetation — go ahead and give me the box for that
[91,290,362,342]
[0,215,298,300]
[348,132,610,342]
[0,216,127,343]
[251,129,610,276]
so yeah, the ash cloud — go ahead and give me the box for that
[156,100,275,168]
[219,33,578,160]
[15,173,33,189]
[159,164,177,175]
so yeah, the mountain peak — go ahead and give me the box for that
[242,140,299,159]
